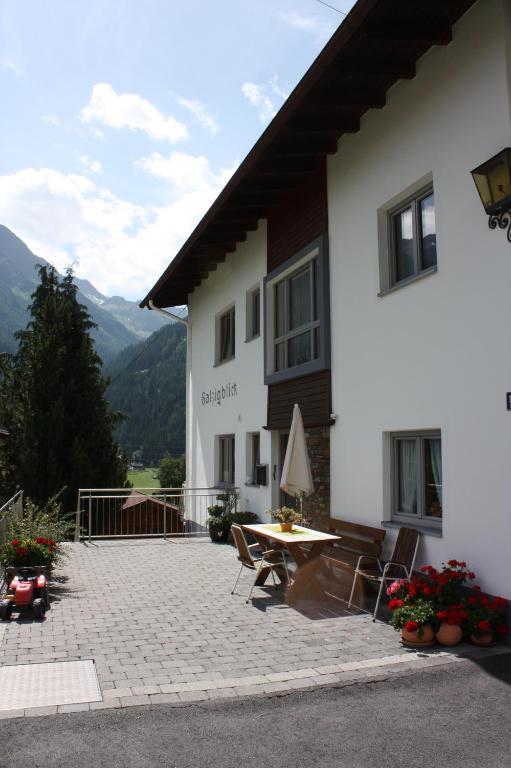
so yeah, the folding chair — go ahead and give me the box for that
[348,526,421,620]
[231,524,290,603]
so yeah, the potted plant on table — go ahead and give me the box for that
[270,506,306,533]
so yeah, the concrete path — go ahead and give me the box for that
[0,539,508,717]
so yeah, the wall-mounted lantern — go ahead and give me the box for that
[471,148,511,243]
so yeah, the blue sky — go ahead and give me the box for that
[0,0,355,300]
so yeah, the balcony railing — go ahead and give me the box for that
[75,487,239,541]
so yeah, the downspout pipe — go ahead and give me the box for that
[146,299,192,495]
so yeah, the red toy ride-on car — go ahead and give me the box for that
[0,566,49,620]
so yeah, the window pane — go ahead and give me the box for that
[252,290,260,337]
[424,437,442,518]
[289,268,311,330]
[397,439,417,514]
[275,281,285,337]
[288,331,311,368]
[313,258,319,321]
[420,193,437,270]
[220,312,233,361]
[394,207,415,281]
[275,341,285,371]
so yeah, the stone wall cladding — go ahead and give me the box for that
[302,426,330,526]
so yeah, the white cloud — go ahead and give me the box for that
[0,56,21,76]
[41,114,62,127]
[78,154,102,175]
[0,156,236,300]
[80,83,188,144]
[242,76,288,122]
[176,97,219,135]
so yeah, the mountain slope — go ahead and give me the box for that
[0,225,166,361]
[106,321,186,463]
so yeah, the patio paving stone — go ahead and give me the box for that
[1,538,509,717]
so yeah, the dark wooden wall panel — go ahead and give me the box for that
[267,159,328,273]
[267,370,332,430]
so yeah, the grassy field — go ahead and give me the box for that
[127,468,160,488]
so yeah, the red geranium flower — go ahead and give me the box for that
[436,611,448,621]
[389,598,404,610]
[478,620,492,633]
[10,539,19,547]
[35,537,47,545]
[16,546,28,556]
[405,621,419,632]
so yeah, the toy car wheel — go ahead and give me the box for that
[0,600,12,620]
[33,598,46,619]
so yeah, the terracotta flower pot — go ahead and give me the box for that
[401,624,435,647]
[470,632,494,647]
[280,522,293,533]
[435,622,463,647]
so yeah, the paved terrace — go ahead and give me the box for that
[0,539,508,716]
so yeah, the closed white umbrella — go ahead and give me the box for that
[280,403,314,514]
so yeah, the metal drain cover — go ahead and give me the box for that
[0,660,102,711]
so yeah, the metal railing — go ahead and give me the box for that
[75,487,239,541]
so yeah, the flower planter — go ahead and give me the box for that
[280,522,293,533]
[435,622,463,647]
[401,624,435,647]
[208,524,230,543]
[470,632,494,647]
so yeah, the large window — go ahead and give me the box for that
[274,259,320,372]
[216,306,235,364]
[391,431,442,529]
[264,236,329,385]
[389,187,436,286]
[218,434,235,486]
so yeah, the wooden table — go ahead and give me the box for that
[242,523,341,600]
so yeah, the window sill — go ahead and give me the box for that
[244,482,261,488]
[381,520,443,538]
[245,334,260,344]
[213,356,235,368]
[378,265,437,298]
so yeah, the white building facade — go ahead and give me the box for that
[144,0,511,599]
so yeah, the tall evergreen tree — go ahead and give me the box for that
[0,265,126,511]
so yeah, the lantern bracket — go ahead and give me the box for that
[488,211,511,243]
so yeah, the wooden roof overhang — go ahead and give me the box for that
[141,0,478,310]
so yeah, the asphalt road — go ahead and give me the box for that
[0,655,510,768]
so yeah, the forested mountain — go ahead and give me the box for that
[0,225,166,361]
[106,321,186,464]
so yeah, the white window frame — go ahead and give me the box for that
[390,430,442,531]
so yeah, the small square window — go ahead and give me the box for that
[216,306,235,364]
[391,431,442,529]
[218,434,235,486]
[246,286,260,341]
[389,187,437,287]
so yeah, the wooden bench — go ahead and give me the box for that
[319,518,386,572]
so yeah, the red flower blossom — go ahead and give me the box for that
[405,621,419,632]
[467,596,478,605]
[436,611,448,621]
[447,559,459,567]
[10,539,19,547]
[389,599,404,610]
[48,539,56,547]
[16,546,28,556]
[35,537,47,545]
[496,625,509,635]
[478,620,492,633]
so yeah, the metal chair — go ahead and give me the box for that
[348,526,421,620]
[231,524,290,603]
